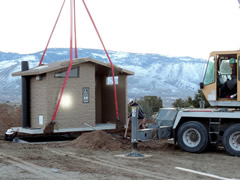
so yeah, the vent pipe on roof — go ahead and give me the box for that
[21,61,30,128]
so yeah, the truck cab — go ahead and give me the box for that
[201,50,240,107]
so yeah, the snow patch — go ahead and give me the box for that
[91,53,106,59]
[56,51,69,55]
[17,55,38,62]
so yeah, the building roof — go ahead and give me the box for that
[12,57,134,76]
[210,50,240,56]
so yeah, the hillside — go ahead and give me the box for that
[0,48,207,106]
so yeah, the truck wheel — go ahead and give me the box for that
[177,121,208,153]
[222,124,240,156]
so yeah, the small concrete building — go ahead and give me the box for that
[12,57,134,133]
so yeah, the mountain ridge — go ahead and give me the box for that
[0,48,207,107]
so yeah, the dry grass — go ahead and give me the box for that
[0,103,21,139]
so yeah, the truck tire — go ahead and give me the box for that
[177,121,208,153]
[222,124,240,156]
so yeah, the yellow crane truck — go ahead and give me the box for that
[133,50,240,156]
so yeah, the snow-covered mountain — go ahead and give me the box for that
[0,48,207,107]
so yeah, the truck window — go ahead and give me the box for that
[203,56,215,85]
[219,59,232,84]
[220,60,231,75]
[54,67,79,78]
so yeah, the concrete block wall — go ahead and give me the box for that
[117,75,128,125]
[101,74,128,125]
[95,75,102,124]
[29,61,129,130]
[46,63,96,129]
[30,74,48,128]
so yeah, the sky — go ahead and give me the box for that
[0,0,240,59]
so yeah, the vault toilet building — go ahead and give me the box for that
[12,57,134,134]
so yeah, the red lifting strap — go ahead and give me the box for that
[82,0,120,120]
[39,0,119,122]
[52,0,74,121]
[39,0,66,66]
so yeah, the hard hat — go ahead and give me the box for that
[128,98,136,104]
[229,58,236,64]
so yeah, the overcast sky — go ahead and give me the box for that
[0,0,240,58]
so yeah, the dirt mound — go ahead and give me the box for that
[71,131,130,151]
[0,103,21,139]
[70,130,176,151]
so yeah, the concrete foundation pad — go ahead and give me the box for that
[11,123,116,135]
[11,127,44,134]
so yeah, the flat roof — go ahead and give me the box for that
[210,50,240,56]
[12,57,134,76]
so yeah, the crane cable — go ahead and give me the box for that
[38,0,120,122]
[39,0,66,66]
[52,0,74,121]
[82,0,120,121]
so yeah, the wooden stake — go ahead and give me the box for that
[124,117,130,138]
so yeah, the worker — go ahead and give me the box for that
[128,99,147,129]
[128,99,145,119]
[124,99,146,137]
[220,58,237,98]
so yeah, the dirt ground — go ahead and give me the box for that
[0,132,239,180]
[0,103,240,180]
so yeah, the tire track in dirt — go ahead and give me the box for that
[0,152,76,180]
[45,147,177,180]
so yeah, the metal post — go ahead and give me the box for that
[131,106,138,150]
[21,61,30,128]
[125,106,144,157]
